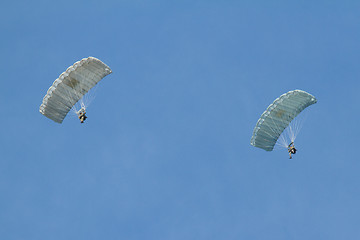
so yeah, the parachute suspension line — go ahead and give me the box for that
[287,124,294,143]
[276,120,296,150]
[277,131,289,149]
[260,114,287,150]
[267,113,289,149]
[285,110,308,144]
[57,75,86,117]
[263,109,298,150]
[256,119,279,148]
[63,80,83,116]
[289,119,299,143]
[81,84,99,109]
[295,111,307,140]
[72,84,99,117]
[274,113,306,150]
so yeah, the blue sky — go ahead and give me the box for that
[1,1,360,239]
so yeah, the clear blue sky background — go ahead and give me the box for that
[1,1,360,239]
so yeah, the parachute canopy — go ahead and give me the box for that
[39,57,112,123]
[250,90,317,151]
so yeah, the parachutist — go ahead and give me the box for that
[79,113,87,123]
[39,57,112,123]
[250,90,317,152]
[77,108,87,123]
[288,142,297,159]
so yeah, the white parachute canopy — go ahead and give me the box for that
[39,57,112,123]
[250,90,317,151]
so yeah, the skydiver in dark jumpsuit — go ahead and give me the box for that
[78,109,87,123]
[288,142,297,159]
